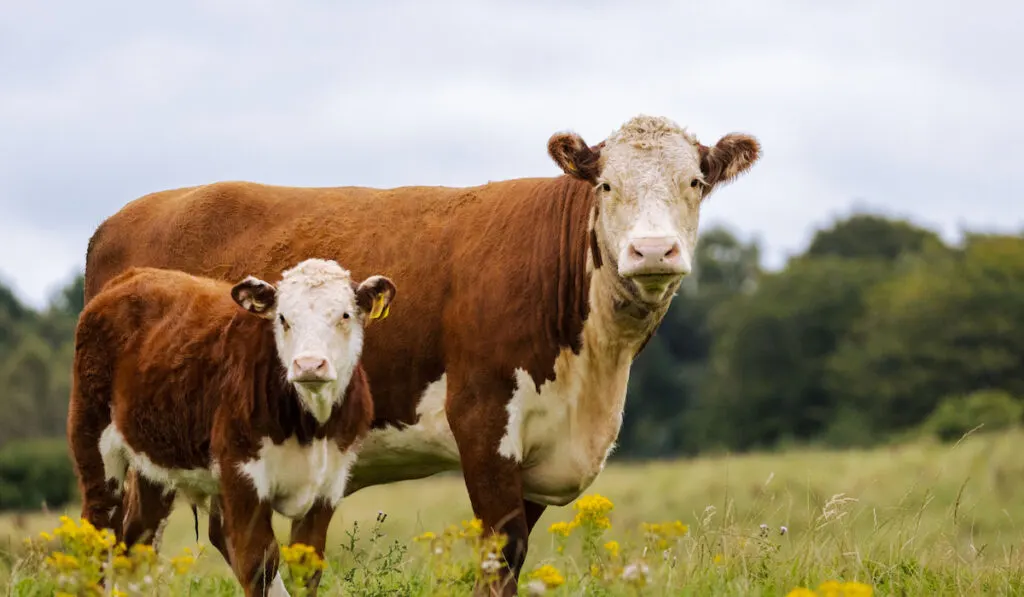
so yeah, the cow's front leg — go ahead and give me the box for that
[219,466,285,597]
[446,376,528,597]
[286,501,335,596]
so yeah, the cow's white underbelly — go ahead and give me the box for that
[99,425,221,500]
[349,340,631,506]
[99,425,357,519]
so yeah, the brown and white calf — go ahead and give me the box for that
[83,114,761,595]
[67,258,395,597]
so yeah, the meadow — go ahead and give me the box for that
[3,428,1024,596]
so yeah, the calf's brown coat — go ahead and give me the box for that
[69,266,374,597]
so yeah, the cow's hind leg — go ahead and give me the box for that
[121,471,176,551]
[287,501,336,596]
[446,376,529,597]
[67,359,124,537]
[208,497,232,567]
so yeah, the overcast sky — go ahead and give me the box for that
[1,0,1021,308]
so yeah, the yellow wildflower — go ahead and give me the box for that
[785,589,818,597]
[413,531,437,542]
[171,554,196,574]
[815,580,873,597]
[112,555,133,571]
[839,581,874,597]
[548,521,576,537]
[460,518,484,538]
[572,494,614,528]
[280,542,327,583]
[38,531,53,542]
[45,551,80,571]
[604,540,621,558]
[529,564,565,588]
[713,553,724,565]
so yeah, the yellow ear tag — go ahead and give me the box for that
[565,161,577,172]
[369,294,388,320]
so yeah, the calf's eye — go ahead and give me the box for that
[599,182,611,192]
[279,314,289,329]
[690,179,701,188]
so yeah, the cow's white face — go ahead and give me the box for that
[549,115,760,305]
[231,258,396,423]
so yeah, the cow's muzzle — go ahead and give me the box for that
[618,236,691,278]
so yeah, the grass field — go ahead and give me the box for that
[3,428,1024,595]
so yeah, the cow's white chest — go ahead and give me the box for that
[348,332,631,507]
[499,344,632,506]
[237,437,358,519]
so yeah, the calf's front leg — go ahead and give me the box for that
[219,467,286,597]
[287,501,335,596]
[446,377,530,597]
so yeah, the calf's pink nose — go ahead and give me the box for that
[292,356,329,377]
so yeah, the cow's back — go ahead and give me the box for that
[84,180,492,424]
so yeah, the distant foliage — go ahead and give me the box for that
[922,389,1024,443]
[0,271,81,450]
[0,438,77,511]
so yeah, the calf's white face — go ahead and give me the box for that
[549,115,761,304]
[230,258,396,423]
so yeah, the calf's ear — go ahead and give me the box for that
[231,276,278,318]
[548,131,604,184]
[355,275,397,324]
[698,133,761,194]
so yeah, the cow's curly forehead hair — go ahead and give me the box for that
[605,115,699,150]
[278,258,354,291]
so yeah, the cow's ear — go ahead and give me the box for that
[698,134,761,194]
[355,275,397,324]
[231,276,278,318]
[548,131,603,184]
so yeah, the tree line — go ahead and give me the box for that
[1,212,1023,509]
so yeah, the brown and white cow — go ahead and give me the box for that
[68,258,395,597]
[82,114,760,595]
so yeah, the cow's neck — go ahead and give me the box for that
[585,263,671,360]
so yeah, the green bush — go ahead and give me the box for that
[923,389,1023,443]
[0,438,78,511]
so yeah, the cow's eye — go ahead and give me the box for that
[342,313,350,320]
[279,314,289,329]
[690,178,701,188]
[599,182,612,192]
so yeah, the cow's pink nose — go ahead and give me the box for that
[628,239,681,262]
[292,356,330,380]
[622,237,688,276]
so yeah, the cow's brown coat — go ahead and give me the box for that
[82,121,759,595]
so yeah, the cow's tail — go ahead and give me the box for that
[192,502,199,542]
